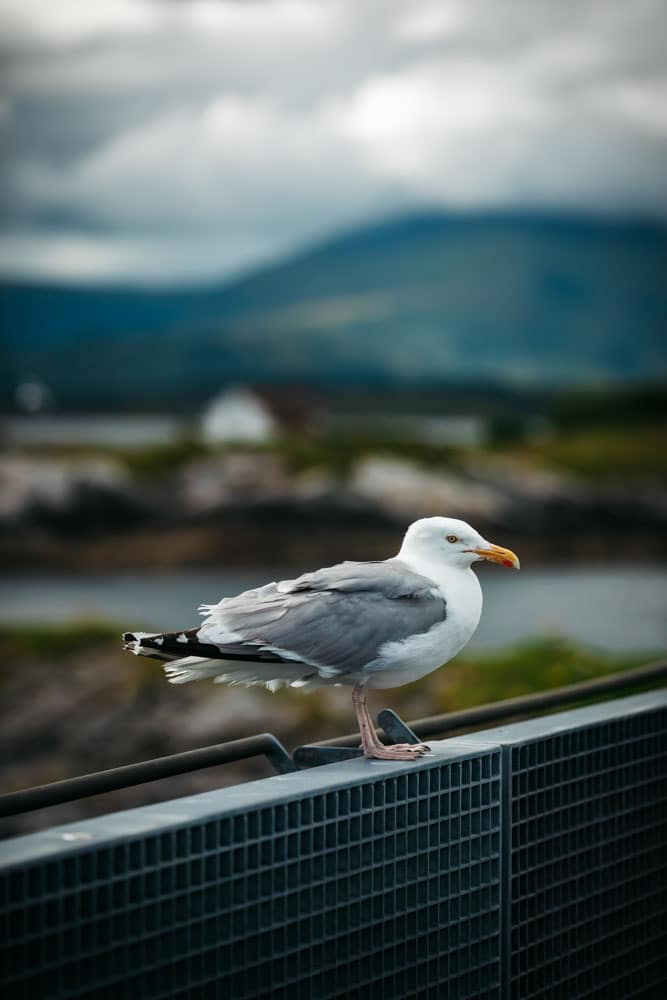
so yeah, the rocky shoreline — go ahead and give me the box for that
[1,450,666,569]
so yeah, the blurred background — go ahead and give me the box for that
[0,0,665,835]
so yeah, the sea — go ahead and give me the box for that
[1,565,665,654]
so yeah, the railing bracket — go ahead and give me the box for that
[294,709,422,768]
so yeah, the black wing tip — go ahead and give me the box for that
[123,628,298,666]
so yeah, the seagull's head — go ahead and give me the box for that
[399,516,520,572]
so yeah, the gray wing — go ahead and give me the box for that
[199,558,446,677]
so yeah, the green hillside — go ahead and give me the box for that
[2,213,666,408]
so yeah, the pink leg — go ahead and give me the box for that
[352,686,430,761]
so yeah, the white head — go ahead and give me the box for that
[398,516,520,573]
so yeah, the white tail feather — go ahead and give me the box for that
[163,655,318,690]
[163,657,224,684]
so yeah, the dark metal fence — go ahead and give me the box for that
[1,689,666,999]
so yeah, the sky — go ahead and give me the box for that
[1,0,666,285]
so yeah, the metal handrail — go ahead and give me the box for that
[0,734,295,819]
[1,659,665,819]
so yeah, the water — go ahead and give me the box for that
[1,565,665,653]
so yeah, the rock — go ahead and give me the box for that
[0,455,125,519]
[350,456,508,520]
[180,453,291,512]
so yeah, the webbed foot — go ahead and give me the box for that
[363,742,431,760]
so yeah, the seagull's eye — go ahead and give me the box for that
[446,535,458,543]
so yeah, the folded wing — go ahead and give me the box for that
[124,558,447,688]
[200,558,447,676]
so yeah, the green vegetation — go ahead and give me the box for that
[119,437,208,479]
[275,432,459,478]
[499,424,667,481]
[32,436,209,479]
[38,429,461,481]
[549,382,666,429]
[218,421,666,483]
[418,637,652,714]
[0,620,121,661]
[19,418,665,485]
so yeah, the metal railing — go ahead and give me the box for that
[0,688,667,1000]
[0,734,296,819]
[1,658,665,819]
[1,687,666,1000]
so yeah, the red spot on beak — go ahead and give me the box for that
[503,559,513,568]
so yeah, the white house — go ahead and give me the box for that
[200,386,277,445]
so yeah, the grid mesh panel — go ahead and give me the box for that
[0,751,502,1000]
[510,706,667,1000]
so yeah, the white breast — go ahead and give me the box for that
[361,566,483,690]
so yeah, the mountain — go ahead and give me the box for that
[2,213,666,409]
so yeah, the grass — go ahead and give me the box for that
[0,620,121,661]
[119,421,667,484]
[418,636,651,714]
[274,432,459,478]
[113,437,209,479]
[503,424,667,481]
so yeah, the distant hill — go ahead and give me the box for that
[2,213,666,409]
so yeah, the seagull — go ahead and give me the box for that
[123,517,519,761]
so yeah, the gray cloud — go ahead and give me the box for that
[0,0,666,283]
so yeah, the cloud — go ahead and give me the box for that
[394,2,465,43]
[0,0,158,47]
[1,0,666,283]
[597,78,667,136]
[185,0,336,41]
[15,94,383,239]
[0,227,283,283]
[327,59,547,189]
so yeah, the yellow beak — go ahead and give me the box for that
[470,543,520,570]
